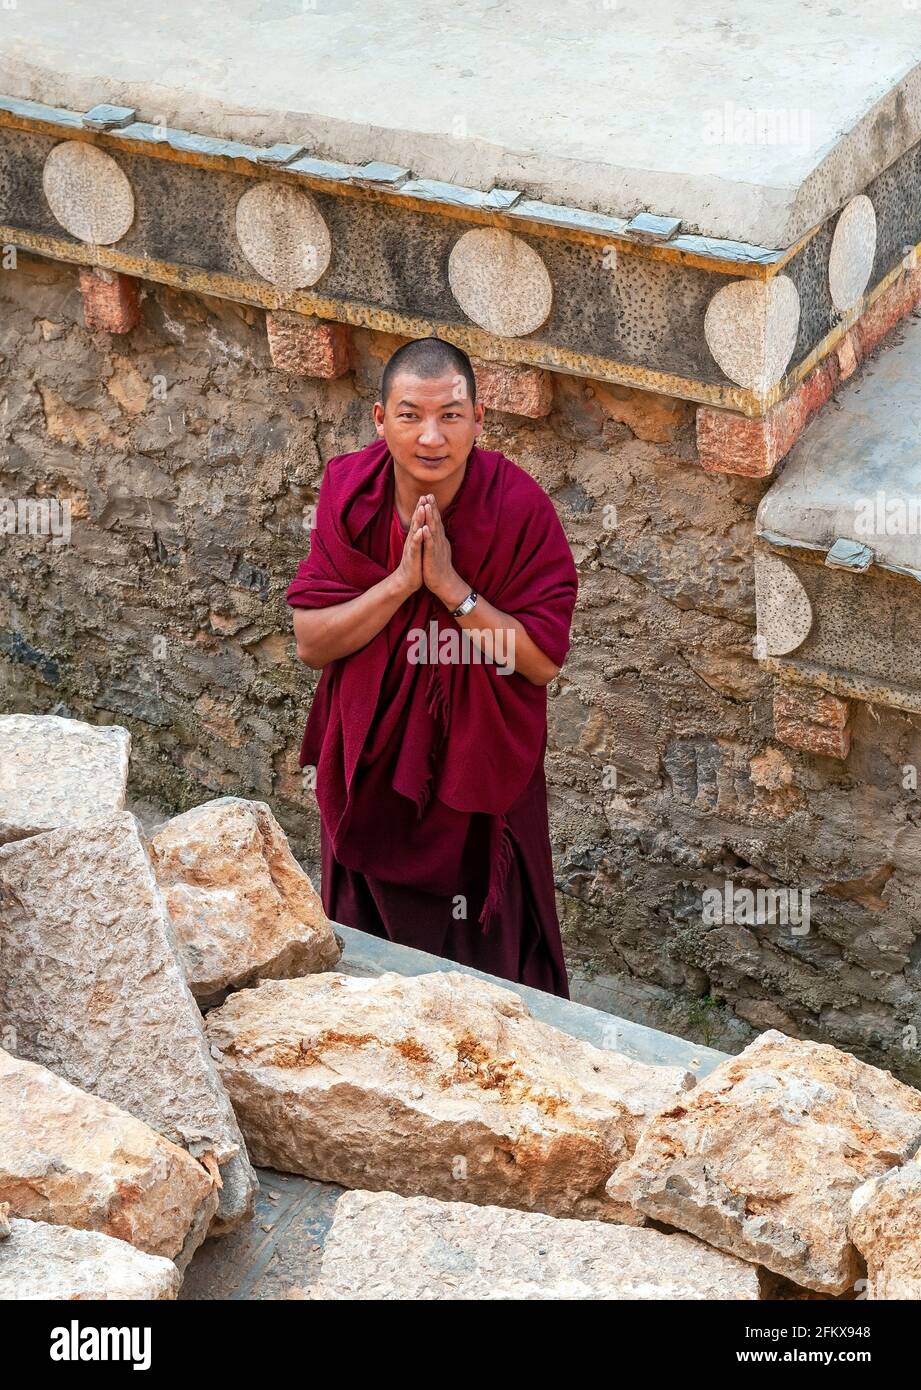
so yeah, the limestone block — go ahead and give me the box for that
[0,1048,218,1269]
[0,812,258,1232]
[0,1217,180,1300]
[148,796,341,1008]
[606,1030,921,1294]
[849,1154,921,1299]
[206,970,694,1223]
[0,713,130,844]
[310,1189,761,1300]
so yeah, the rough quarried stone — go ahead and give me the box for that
[606,1030,921,1294]
[0,812,257,1232]
[148,796,341,1007]
[0,1048,218,1269]
[473,359,553,418]
[0,1217,180,1300]
[206,970,693,1223]
[773,685,852,760]
[849,1154,921,1300]
[79,267,140,333]
[0,713,130,844]
[310,1189,761,1300]
[266,311,349,377]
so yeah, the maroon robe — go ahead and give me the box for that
[286,439,578,997]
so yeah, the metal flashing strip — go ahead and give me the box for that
[758,530,921,585]
[0,93,790,273]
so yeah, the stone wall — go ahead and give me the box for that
[2,252,921,1079]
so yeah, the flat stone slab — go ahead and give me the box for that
[0,811,257,1232]
[849,1153,921,1300]
[4,0,921,244]
[0,1215,180,1299]
[206,970,694,1223]
[606,1029,921,1294]
[0,1047,218,1269]
[309,1189,761,1300]
[0,713,129,843]
[757,309,921,580]
[148,796,341,1008]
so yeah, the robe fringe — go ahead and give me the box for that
[477,812,515,936]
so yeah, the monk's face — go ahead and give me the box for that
[374,370,484,486]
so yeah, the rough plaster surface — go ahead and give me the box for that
[2,256,921,1082]
[310,1189,761,1300]
[3,0,921,245]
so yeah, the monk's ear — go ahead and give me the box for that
[472,400,485,437]
[372,400,386,435]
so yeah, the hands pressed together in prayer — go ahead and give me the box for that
[294,493,560,686]
[394,494,471,612]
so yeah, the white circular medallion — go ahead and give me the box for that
[42,141,135,245]
[704,275,800,394]
[235,183,332,290]
[755,553,813,657]
[828,195,876,313]
[448,228,552,337]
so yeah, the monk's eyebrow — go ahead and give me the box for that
[395,398,464,410]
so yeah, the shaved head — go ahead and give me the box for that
[381,337,477,407]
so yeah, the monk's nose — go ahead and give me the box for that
[418,418,447,446]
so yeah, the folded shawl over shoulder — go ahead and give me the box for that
[286,438,578,930]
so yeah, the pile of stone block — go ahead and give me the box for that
[0,713,340,1297]
[2,711,921,1301]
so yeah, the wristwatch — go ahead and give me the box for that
[450,590,478,618]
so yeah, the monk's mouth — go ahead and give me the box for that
[416,455,448,466]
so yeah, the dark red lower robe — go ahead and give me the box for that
[286,439,578,998]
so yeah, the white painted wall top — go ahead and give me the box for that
[3,0,921,248]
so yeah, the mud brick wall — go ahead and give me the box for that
[2,252,921,1079]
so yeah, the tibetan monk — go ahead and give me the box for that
[286,338,578,997]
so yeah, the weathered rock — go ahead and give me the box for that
[148,796,340,1008]
[606,1029,921,1294]
[310,1189,761,1300]
[0,713,129,844]
[0,1048,218,1269]
[0,812,258,1232]
[206,970,694,1222]
[849,1153,921,1299]
[0,1217,180,1299]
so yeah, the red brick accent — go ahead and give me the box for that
[697,263,921,477]
[472,359,553,418]
[773,685,852,760]
[79,268,140,334]
[266,312,350,378]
